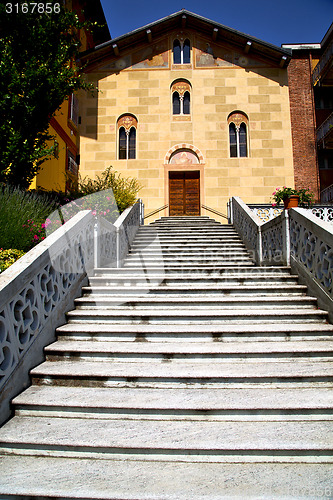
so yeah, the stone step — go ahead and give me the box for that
[82,284,309,297]
[1,456,331,499]
[0,416,331,463]
[66,308,329,325]
[133,236,243,243]
[93,266,292,275]
[122,261,255,268]
[44,340,333,363]
[137,228,238,233]
[89,267,298,287]
[124,254,253,263]
[29,359,333,389]
[128,248,248,256]
[56,322,333,342]
[12,385,333,421]
[74,295,318,310]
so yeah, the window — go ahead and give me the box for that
[228,112,249,158]
[117,115,137,159]
[173,38,191,64]
[171,81,191,116]
[69,93,79,127]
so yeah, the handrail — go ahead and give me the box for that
[144,204,168,219]
[201,204,228,219]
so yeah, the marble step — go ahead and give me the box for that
[12,385,333,420]
[123,255,253,264]
[56,322,333,342]
[90,272,297,282]
[130,241,246,248]
[127,248,248,256]
[44,340,333,363]
[29,359,333,388]
[74,295,318,310]
[66,308,329,325]
[0,417,332,463]
[82,284,309,296]
[93,266,293,275]
[0,456,332,499]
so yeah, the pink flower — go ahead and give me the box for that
[272,203,277,207]
[33,235,39,241]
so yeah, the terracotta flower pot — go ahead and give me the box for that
[283,195,299,209]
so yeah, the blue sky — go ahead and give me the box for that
[100,0,333,47]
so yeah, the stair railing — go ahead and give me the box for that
[0,210,94,425]
[230,196,333,320]
[0,199,144,424]
[201,204,228,220]
[144,204,168,220]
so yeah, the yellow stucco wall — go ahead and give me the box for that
[79,32,294,219]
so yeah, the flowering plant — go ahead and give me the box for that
[272,187,315,207]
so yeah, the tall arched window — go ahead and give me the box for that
[171,81,191,116]
[173,38,191,64]
[117,115,137,160]
[228,112,249,158]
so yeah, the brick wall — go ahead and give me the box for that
[288,54,320,200]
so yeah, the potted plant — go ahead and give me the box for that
[272,187,314,209]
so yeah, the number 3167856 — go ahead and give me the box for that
[6,3,61,13]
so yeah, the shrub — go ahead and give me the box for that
[67,166,142,214]
[0,184,58,251]
[0,249,25,274]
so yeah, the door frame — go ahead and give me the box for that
[164,163,205,216]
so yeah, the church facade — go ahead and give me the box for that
[78,10,320,219]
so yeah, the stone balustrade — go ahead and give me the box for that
[229,197,262,264]
[230,197,333,320]
[249,203,333,224]
[0,201,143,424]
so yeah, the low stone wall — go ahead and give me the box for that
[289,208,333,321]
[230,197,333,320]
[0,201,143,425]
[0,211,94,425]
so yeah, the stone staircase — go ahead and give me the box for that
[0,216,333,499]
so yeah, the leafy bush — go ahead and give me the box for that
[0,249,25,273]
[0,184,58,251]
[68,166,142,214]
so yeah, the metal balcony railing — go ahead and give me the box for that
[317,111,333,144]
[313,38,333,85]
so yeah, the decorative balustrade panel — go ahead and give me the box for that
[0,211,94,392]
[261,211,289,265]
[115,200,142,264]
[248,205,283,223]
[231,197,261,263]
[289,209,333,299]
[98,217,117,268]
[249,204,333,225]
[311,207,333,223]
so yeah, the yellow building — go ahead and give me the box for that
[30,0,110,193]
[79,10,296,219]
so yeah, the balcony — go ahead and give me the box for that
[317,111,333,148]
[313,38,333,86]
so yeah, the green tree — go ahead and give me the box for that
[0,1,96,188]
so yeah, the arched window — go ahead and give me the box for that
[117,115,137,160]
[173,38,191,64]
[228,112,248,158]
[171,81,191,116]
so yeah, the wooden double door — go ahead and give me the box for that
[169,171,200,216]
